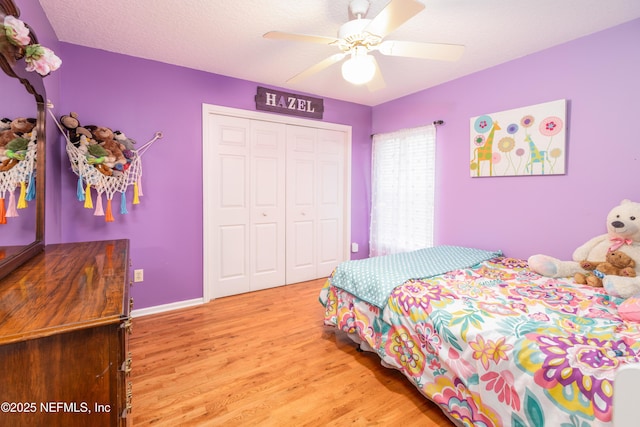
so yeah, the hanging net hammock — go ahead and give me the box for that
[52,110,161,222]
[0,125,37,224]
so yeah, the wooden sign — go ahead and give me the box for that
[255,86,323,119]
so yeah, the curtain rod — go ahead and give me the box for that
[371,120,445,138]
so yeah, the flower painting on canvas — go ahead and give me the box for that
[470,99,566,177]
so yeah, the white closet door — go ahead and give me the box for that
[204,104,350,299]
[210,115,252,298]
[285,127,345,283]
[316,129,345,277]
[286,126,317,284]
[210,116,286,298]
[250,120,286,291]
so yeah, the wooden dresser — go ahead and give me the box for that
[0,240,132,426]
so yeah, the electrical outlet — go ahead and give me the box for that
[351,242,359,253]
[134,269,144,282]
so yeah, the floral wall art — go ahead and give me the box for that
[469,99,566,177]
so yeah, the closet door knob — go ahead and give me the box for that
[262,212,267,216]
[301,212,306,216]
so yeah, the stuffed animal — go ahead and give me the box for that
[0,137,30,171]
[0,118,11,131]
[0,118,36,169]
[113,130,137,151]
[529,199,640,321]
[86,125,127,170]
[59,112,91,146]
[0,117,36,148]
[84,143,113,176]
[574,250,636,287]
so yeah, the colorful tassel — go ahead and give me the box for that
[120,191,128,214]
[133,181,140,205]
[0,198,6,224]
[17,182,27,209]
[6,190,18,217]
[25,172,36,201]
[94,192,104,216]
[137,177,144,197]
[84,184,93,209]
[77,176,85,201]
[105,198,115,222]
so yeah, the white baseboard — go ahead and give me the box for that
[131,298,204,318]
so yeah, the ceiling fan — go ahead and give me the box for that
[263,0,464,91]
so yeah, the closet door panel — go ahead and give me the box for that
[293,160,315,206]
[293,220,314,267]
[250,121,286,291]
[211,116,251,298]
[286,126,318,284]
[316,129,345,277]
[318,218,339,267]
[253,223,279,273]
[219,155,246,210]
[219,225,247,279]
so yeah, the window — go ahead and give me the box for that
[369,125,436,256]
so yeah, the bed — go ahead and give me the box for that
[319,246,640,427]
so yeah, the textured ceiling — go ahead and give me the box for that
[39,0,640,106]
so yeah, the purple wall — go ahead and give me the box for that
[373,18,640,261]
[11,0,640,310]
[54,44,372,309]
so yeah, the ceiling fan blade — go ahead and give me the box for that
[366,56,386,92]
[263,31,339,45]
[287,53,347,84]
[377,40,465,61]
[364,0,425,39]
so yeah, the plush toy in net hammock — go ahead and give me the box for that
[0,117,38,224]
[56,111,161,222]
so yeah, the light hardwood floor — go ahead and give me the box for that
[130,279,454,426]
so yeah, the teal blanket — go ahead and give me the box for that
[330,246,502,308]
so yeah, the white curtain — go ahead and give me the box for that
[369,125,436,257]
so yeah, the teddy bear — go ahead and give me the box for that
[0,117,36,169]
[574,250,636,287]
[86,125,127,170]
[529,199,640,321]
[0,117,36,148]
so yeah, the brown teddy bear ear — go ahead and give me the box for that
[60,115,78,129]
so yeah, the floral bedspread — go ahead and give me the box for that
[319,257,640,427]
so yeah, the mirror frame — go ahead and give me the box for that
[0,0,46,280]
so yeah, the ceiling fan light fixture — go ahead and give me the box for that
[341,47,376,85]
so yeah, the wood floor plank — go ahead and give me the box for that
[130,279,454,426]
